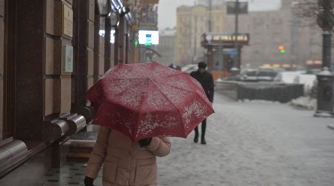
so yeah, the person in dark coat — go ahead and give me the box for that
[190,62,214,144]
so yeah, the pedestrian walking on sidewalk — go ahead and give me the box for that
[190,62,214,144]
[84,126,171,186]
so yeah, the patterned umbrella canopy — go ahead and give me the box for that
[85,62,214,141]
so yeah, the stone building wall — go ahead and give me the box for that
[0,0,116,179]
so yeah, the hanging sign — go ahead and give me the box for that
[62,4,73,37]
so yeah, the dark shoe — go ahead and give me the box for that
[201,137,206,145]
[194,133,199,143]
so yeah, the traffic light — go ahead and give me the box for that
[278,45,285,53]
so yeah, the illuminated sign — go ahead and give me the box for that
[202,33,249,45]
[212,34,249,43]
[138,30,159,45]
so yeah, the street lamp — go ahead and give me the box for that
[315,0,334,117]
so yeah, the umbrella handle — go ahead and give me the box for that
[139,138,152,147]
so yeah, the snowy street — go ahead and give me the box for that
[158,94,334,186]
[29,93,334,186]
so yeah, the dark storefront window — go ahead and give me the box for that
[3,0,13,139]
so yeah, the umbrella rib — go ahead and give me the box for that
[155,74,214,130]
[134,83,151,141]
[162,74,206,98]
[163,73,199,91]
[175,75,211,104]
[150,82,187,137]
[106,78,150,98]
[103,78,150,140]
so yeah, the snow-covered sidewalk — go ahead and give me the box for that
[157,94,334,186]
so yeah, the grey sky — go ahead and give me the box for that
[158,0,281,30]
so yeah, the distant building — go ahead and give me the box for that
[228,0,322,69]
[176,4,225,66]
[175,0,323,69]
[156,28,177,66]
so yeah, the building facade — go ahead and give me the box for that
[175,4,225,67]
[176,0,324,70]
[224,0,323,69]
[0,0,158,184]
[156,27,176,66]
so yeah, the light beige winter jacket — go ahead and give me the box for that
[85,126,171,186]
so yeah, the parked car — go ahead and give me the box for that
[240,69,258,81]
[181,64,198,74]
[241,68,284,82]
[256,70,280,81]
[222,75,242,81]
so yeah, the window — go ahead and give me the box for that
[3,0,13,139]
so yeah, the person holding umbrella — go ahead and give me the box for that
[84,128,171,186]
[190,62,214,144]
[83,62,214,185]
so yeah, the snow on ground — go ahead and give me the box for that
[290,96,317,110]
[157,93,334,186]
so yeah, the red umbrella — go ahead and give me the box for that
[85,62,214,141]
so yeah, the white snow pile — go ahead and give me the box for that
[290,96,317,110]
[293,74,317,95]
[275,71,305,84]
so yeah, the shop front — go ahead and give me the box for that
[201,32,249,80]
[0,0,134,184]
